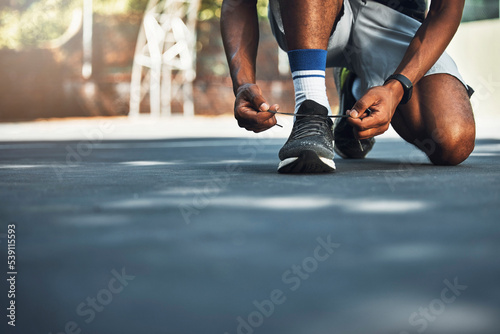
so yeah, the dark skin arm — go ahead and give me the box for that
[348,0,466,139]
[221,0,278,133]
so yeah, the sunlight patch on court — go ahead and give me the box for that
[119,161,178,166]
[345,200,429,213]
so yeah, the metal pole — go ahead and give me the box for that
[82,0,93,79]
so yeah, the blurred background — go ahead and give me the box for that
[1,3,499,334]
[0,0,498,122]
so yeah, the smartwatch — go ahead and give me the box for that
[384,74,413,104]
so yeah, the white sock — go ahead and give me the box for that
[288,49,331,115]
[291,70,332,114]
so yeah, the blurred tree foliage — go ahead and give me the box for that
[0,0,149,49]
[198,0,268,21]
[0,0,77,49]
[0,0,269,49]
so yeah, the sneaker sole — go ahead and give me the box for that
[277,150,336,174]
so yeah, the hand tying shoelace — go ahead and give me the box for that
[268,109,373,128]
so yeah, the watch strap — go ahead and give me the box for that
[384,74,413,104]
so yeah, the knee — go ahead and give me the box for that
[430,124,475,166]
[417,122,476,166]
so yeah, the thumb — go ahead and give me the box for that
[247,85,269,112]
[349,96,373,119]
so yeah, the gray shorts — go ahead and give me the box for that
[269,0,470,98]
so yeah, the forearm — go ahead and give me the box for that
[220,0,260,95]
[393,0,465,85]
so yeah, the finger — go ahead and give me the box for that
[347,112,388,131]
[247,104,279,128]
[260,115,277,128]
[256,104,280,122]
[237,105,276,127]
[246,86,269,112]
[237,108,277,132]
[354,124,390,139]
[235,107,261,131]
[251,113,278,132]
[235,106,258,124]
[347,108,373,119]
[269,104,280,113]
[349,93,379,119]
[355,129,379,140]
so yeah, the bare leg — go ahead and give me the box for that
[391,74,476,165]
[278,0,343,50]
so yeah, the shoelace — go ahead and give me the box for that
[268,108,372,128]
[268,110,350,118]
[291,115,333,140]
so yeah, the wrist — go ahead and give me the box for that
[384,74,413,104]
[235,82,254,96]
[231,71,256,96]
[384,79,405,103]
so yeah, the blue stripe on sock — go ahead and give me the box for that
[292,74,325,80]
[288,49,327,72]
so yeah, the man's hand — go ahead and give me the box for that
[347,81,404,139]
[234,83,280,133]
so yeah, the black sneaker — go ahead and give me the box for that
[333,68,375,159]
[278,100,335,173]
